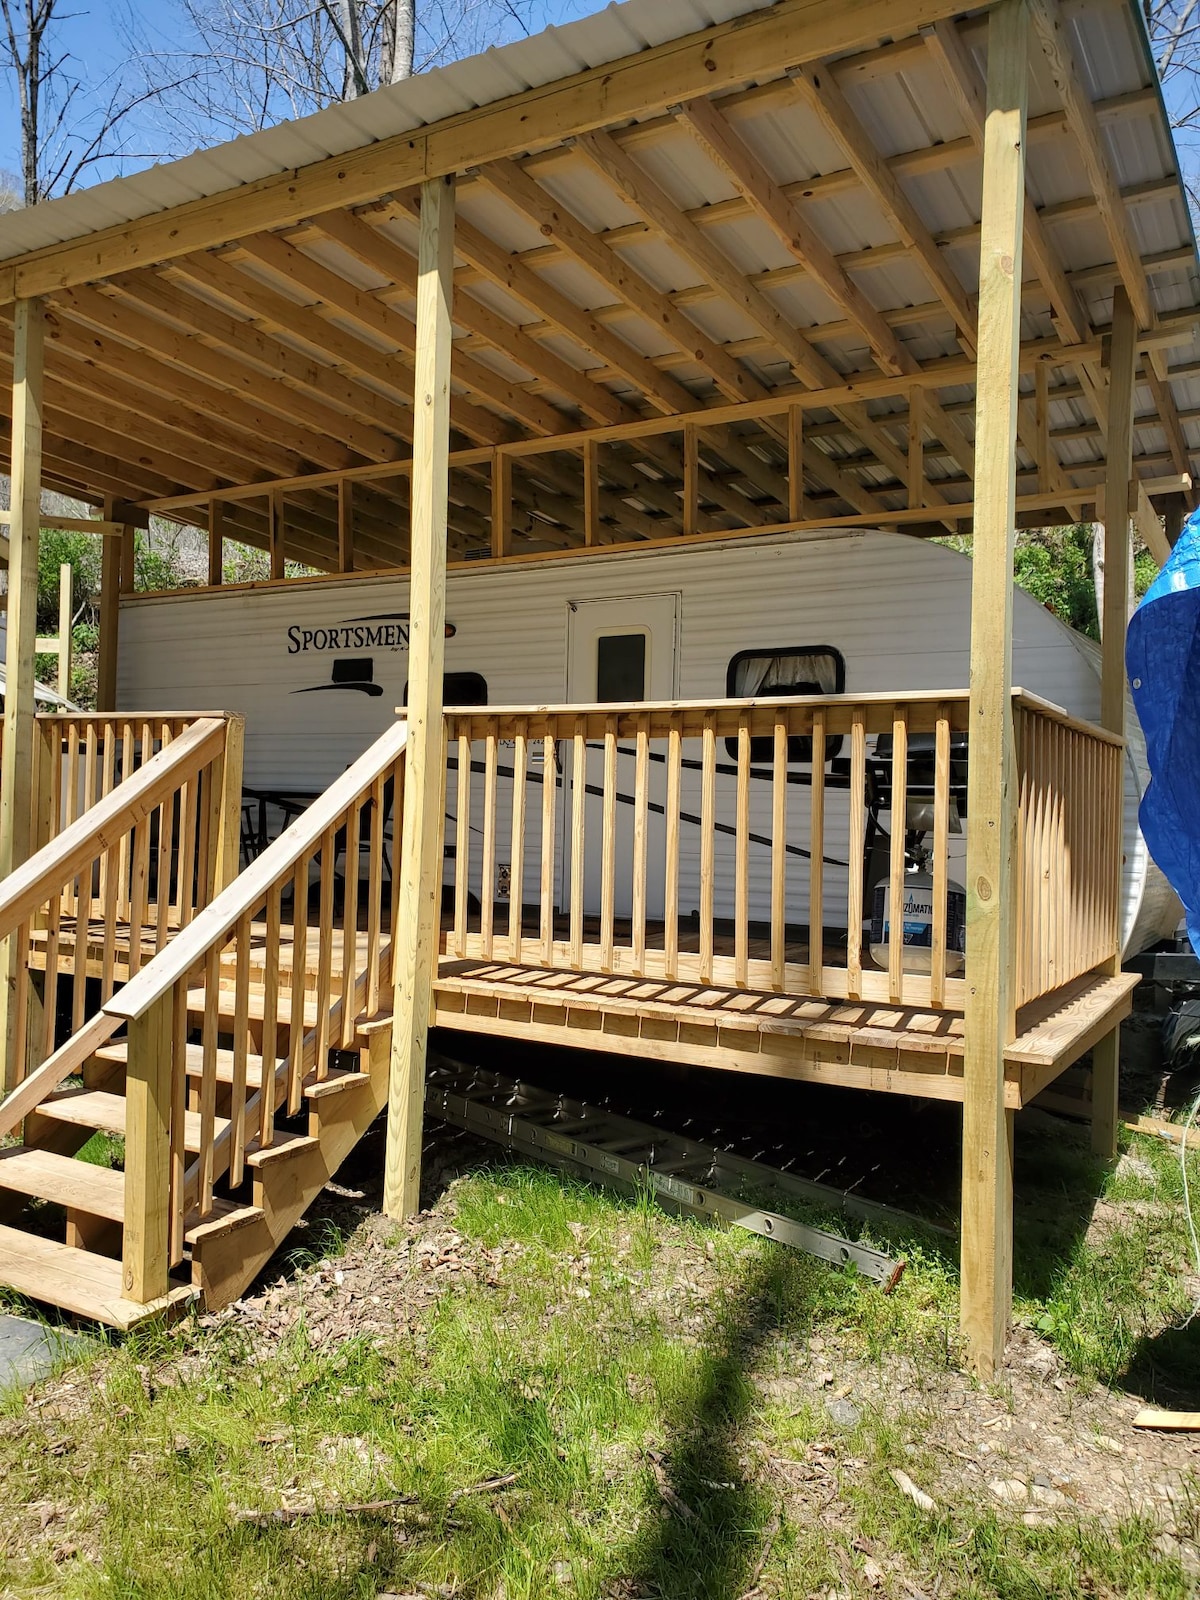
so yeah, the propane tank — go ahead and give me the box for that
[869,843,966,976]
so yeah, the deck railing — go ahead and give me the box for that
[442,689,1123,1014]
[0,713,243,1094]
[103,721,406,1301]
[1013,694,1124,1009]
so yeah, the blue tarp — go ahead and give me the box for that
[1127,507,1200,955]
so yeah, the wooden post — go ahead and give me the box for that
[583,439,599,546]
[1091,283,1136,1159]
[56,563,72,698]
[338,480,354,572]
[207,714,246,897]
[0,299,45,1093]
[491,450,512,559]
[269,488,285,580]
[960,0,1027,1380]
[121,991,173,1303]
[208,498,224,587]
[907,385,925,509]
[384,173,455,1221]
[98,495,129,712]
[788,405,804,523]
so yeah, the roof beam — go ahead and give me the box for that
[165,250,506,447]
[785,64,978,356]
[305,208,633,428]
[234,230,568,436]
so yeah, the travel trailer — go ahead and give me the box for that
[118,527,1178,959]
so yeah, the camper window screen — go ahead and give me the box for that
[725,647,845,762]
[596,633,647,702]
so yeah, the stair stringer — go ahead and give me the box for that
[189,1019,392,1310]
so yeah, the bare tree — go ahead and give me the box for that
[138,0,542,146]
[0,0,177,205]
[1143,0,1200,215]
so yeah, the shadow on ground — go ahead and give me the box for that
[610,1249,800,1600]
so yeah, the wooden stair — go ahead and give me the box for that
[0,964,393,1329]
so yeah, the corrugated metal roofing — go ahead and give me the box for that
[0,0,774,263]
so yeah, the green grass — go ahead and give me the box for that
[0,1144,1197,1599]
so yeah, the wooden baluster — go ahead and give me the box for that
[664,718,681,982]
[388,756,404,988]
[96,728,114,929]
[315,826,336,1079]
[64,722,79,829]
[631,716,649,976]
[454,729,471,959]
[887,709,909,1004]
[341,801,361,1048]
[540,730,556,966]
[808,710,826,996]
[1030,714,1046,1002]
[41,877,60,1063]
[128,812,150,976]
[509,730,527,963]
[173,777,193,926]
[770,714,787,991]
[84,723,98,829]
[195,760,213,915]
[100,833,119,1005]
[600,716,617,973]
[231,914,251,1186]
[11,924,29,1086]
[930,706,951,1009]
[288,855,310,1114]
[199,944,221,1217]
[481,729,497,959]
[735,714,751,988]
[700,716,716,985]
[570,717,585,970]
[117,721,134,921]
[154,792,172,949]
[367,773,385,1016]
[169,984,187,1268]
[846,708,866,1001]
[1049,720,1063,993]
[261,884,281,1149]
[71,833,94,1033]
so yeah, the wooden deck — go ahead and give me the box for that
[29,912,1137,1111]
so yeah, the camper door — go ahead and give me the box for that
[564,594,679,924]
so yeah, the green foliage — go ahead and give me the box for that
[1011,523,1100,638]
[35,527,102,635]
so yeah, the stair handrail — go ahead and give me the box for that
[106,720,409,1027]
[0,716,230,941]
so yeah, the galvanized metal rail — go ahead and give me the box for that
[424,1056,944,1283]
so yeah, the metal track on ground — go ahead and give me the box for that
[425,1057,919,1283]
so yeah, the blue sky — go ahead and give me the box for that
[0,0,599,194]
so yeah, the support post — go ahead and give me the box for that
[207,714,246,898]
[1091,283,1136,1159]
[385,173,455,1221]
[0,299,45,1092]
[208,498,224,587]
[961,0,1027,1380]
[121,992,173,1303]
[97,499,134,712]
[56,562,72,697]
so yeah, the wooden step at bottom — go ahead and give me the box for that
[184,1197,265,1246]
[0,1148,125,1222]
[39,1088,232,1157]
[0,1223,191,1329]
[246,1130,320,1169]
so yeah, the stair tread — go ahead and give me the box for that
[39,1088,232,1155]
[0,1147,125,1221]
[96,1041,270,1090]
[0,1223,190,1329]
[94,1042,366,1100]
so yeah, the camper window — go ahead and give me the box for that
[596,632,647,703]
[404,671,488,707]
[725,646,845,762]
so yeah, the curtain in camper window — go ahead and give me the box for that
[726,646,845,762]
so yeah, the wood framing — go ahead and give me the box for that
[960,0,1027,1380]
[1091,283,1137,1161]
[385,174,456,1221]
[0,298,45,1092]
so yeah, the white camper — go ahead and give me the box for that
[118,528,1177,958]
